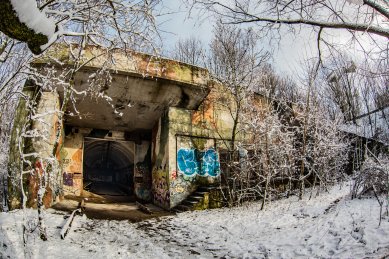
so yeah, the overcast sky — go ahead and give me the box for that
[155,1,324,78]
[155,1,382,79]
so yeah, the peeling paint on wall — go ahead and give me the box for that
[151,114,170,208]
[152,169,170,208]
[61,133,83,195]
[134,142,152,202]
[27,91,63,208]
[63,172,73,186]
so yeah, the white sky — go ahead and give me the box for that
[156,1,321,77]
[156,0,384,78]
[157,1,213,51]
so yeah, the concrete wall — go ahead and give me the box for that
[28,91,64,208]
[167,106,224,208]
[61,132,84,196]
[151,113,170,209]
[7,87,36,209]
[35,44,209,87]
[134,141,152,202]
[161,85,274,208]
[8,89,64,209]
[147,83,240,209]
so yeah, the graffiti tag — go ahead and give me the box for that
[200,148,220,177]
[152,170,170,206]
[177,148,220,177]
[177,148,199,176]
[63,172,73,186]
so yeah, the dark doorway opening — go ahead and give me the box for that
[83,138,135,202]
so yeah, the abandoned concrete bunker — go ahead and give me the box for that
[8,46,251,212]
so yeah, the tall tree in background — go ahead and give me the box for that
[323,54,361,122]
[173,36,206,66]
[190,0,389,84]
[317,51,388,126]
[208,21,269,150]
[254,64,303,103]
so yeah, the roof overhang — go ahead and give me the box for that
[33,45,210,132]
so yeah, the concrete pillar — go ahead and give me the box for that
[7,89,63,210]
[7,87,36,210]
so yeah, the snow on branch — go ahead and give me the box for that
[192,0,389,39]
[10,0,56,41]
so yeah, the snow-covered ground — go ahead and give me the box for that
[1,181,389,258]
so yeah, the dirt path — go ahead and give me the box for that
[52,199,172,222]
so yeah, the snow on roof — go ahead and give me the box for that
[339,106,389,145]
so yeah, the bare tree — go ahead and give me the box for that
[323,54,361,122]
[254,63,303,103]
[172,36,206,66]
[222,87,349,208]
[316,51,388,141]
[0,0,160,55]
[190,0,389,39]
[208,21,269,151]
[0,0,162,241]
[189,0,389,81]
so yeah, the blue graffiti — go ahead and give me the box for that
[177,148,199,176]
[200,149,220,177]
[177,148,220,177]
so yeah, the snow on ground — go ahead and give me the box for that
[1,181,389,258]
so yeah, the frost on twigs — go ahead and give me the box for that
[352,155,389,199]
[351,153,389,226]
[346,0,364,5]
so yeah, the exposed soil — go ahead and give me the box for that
[52,195,172,222]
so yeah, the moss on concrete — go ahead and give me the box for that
[7,87,38,210]
[0,1,48,55]
[209,188,224,209]
[33,44,70,64]
[191,138,208,150]
[192,193,209,210]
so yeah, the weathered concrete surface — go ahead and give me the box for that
[33,45,210,133]
[7,87,36,210]
[61,132,84,196]
[8,89,64,210]
[64,71,209,132]
[151,114,170,209]
[164,84,275,209]
[134,141,152,202]
[27,91,63,208]
[146,83,244,209]
[35,44,209,86]
[20,46,277,211]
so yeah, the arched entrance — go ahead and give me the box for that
[83,138,135,200]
